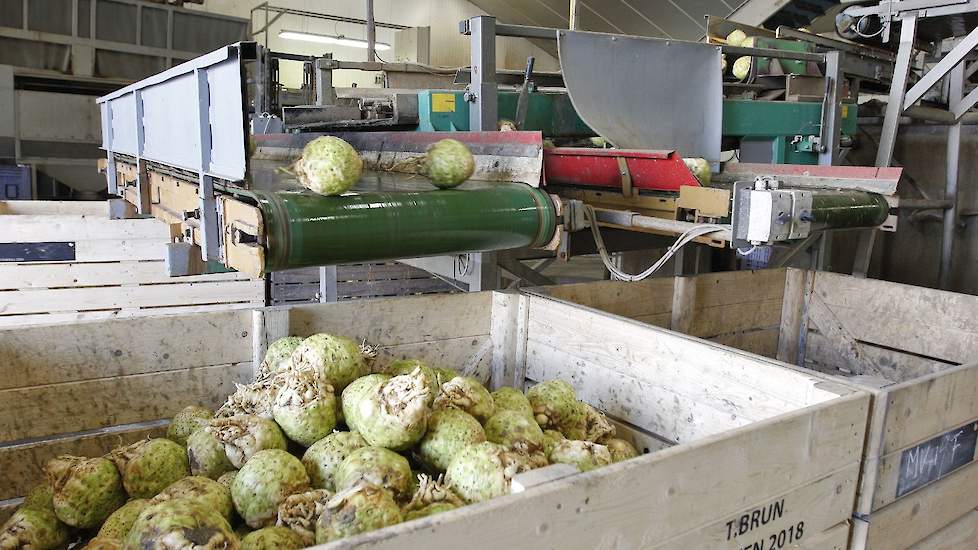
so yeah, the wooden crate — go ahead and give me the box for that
[270,263,457,304]
[0,291,870,548]
[0,201,265,326]
[532,268,978,549]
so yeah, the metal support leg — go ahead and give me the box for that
[852,229,877,278]
[468,252,500,291]
[194,68,219,262]
[321,265,338,302]
[939,63,964,290]
[876,15,917,167]
[467,16,498,131]
[819,51,844,166]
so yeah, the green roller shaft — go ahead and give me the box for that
[810,191,890,229]
[254,184,557,272]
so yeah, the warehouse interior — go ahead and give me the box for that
[1,1,978,549]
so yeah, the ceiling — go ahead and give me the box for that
[468,0,844,55]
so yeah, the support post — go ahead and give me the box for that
[939,62,963,289]
[569,0,580,30]
[876,15,917,167]
[466,16,498,131]
[819,51,844,166]
[365,0,376,62]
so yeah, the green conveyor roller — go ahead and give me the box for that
[250,183,557,272]
[810,191,890,230]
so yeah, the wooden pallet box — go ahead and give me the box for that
[0,290,869,548]
[531,268,978,549]
[0,201,265,325]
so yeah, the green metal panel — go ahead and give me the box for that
[417,90,593,137]
[256,184,557,272]
[723,100,857,137]
[751,37,814,76]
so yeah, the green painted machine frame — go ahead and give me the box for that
[418,91,857,165]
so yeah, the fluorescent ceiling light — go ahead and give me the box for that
[278,30,391,51]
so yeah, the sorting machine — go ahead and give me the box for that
[96,32,902,283]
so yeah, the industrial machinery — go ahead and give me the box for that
[96,35,902,286]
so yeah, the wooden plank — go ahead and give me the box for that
[0,279,265,315]
[288,292,492,347]
[874,419,978,509]
[72,238,169,262]
[0,422,166,500]
[907,507,978,549]
[317,393,869,550]
[270,267,321,284]
[811,271,978,366]
[629,311,672,328]
[670,275,696,333]
[526,342,760,440]
[0,261,251,290]
[525,296,847,417]
[0,363,253,441]
[489,292,528,389]
[0,302,263,328]
[805,291,886,378]
[271,282,320,302]
[691,268,787,309]
[804,331,952,381]
[867,460,978,548]
[651,466,858,549]
[0,201,107,216]
[880,363,978,455]
[336,277,455,299]
[711,327,780,359]
[777,268,807,365]
[337,263,437,281]
[2,216,169,241]
[0,310,252,389]
[533,278,675,321]
[688,299,783,340]
[377,336,493,379]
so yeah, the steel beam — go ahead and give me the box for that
[466,16,498,131]
[819,51,844,166]
[876,15,918,167]
[903,25,978,109]
[940,62,964,289]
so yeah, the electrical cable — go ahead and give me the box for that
[583,205,726,282]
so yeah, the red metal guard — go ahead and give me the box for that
[542,147,701,192]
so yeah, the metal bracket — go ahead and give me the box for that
[616,157,634,197]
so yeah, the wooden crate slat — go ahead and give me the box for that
[526,296,843,413]
[691,268,787,308]
[0,201,107,216]
[811,271,978,365]
[337,262,435,281]
[375,335,492,373]
[541,278,675,320]
[0,302,263,328]
[710,327,781,359]
[867,460,978,547]
[0,362,252,441]
[907,507,978,550]
[337,277,456,299]
[880,363,978,456]
[0,310,252,390]
[688,299,783,340]
[0,279,265,315]
[3,216,170,242]
[288,292,491,346]
[803,330,951,381]
[0,261,251,290]
[270,282,320,302]
[650,467,858,549]
[526,342,760,441]
[270,267,321,284]
[72,238,170,262]
[0,421,166,500]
